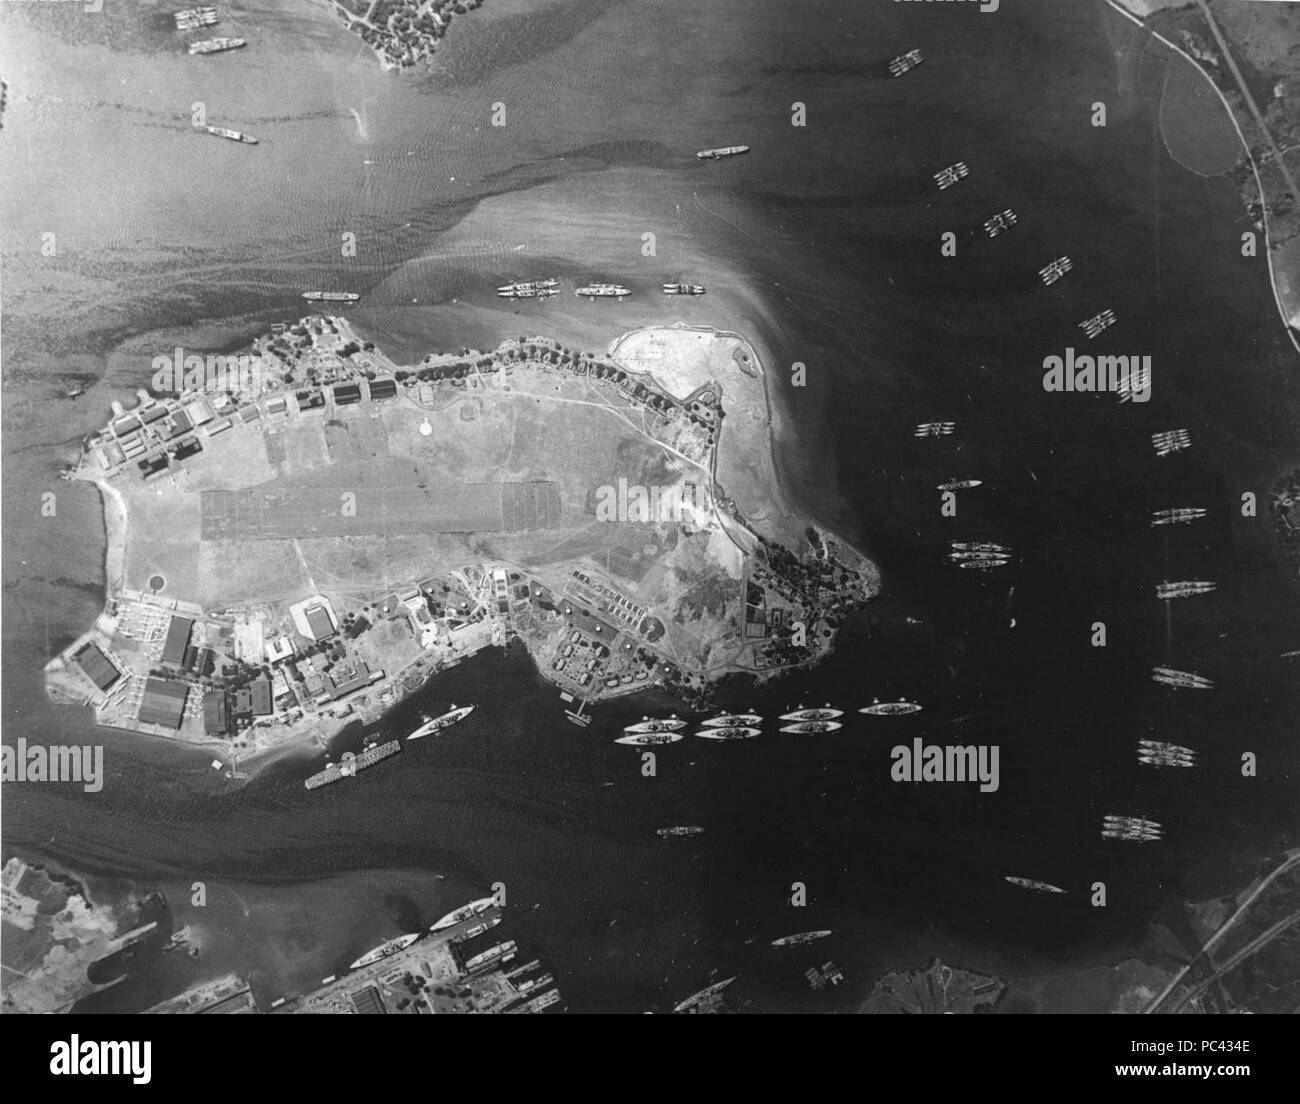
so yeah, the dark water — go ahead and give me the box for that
[2,0,1297,1013]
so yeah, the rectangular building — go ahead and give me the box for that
[203,690,229,735]
[74,643,120,691]
[138,678,188,729]
[161,616,194,666]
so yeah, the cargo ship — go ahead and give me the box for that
[624,715,687,734]
[1151,666,1213,690]
[888,49,923,77]
[657,826,704,839]
[1003,877,1066,894]
[614,731,684,746]
[304,739,401,790]
[301,291,360,302]
[701,712,762,727]
[662,282,706,296]
[779,720,842,734]
[673,976,736,1012]
[188,37,246,55]
[694,726,760,741]
[575,283,631,299]
[771,930,832,947]
[1150,507,1207,526]
[696,146,749,160]
[859,699,922,716]
[430,896,497,932]
[914,420,955,438]
[937,478,982,491]
[347,932,421,971]
[933,161,969,190]
[1155,580,1217,600]
[779,705,842,722]
[198,125,257,145]
[1038,256,1073,285]
[407,704,474,740]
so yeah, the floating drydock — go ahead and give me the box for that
[305,739,401,790]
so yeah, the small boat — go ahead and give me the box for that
[859,699,922,716]
[615,732,685,746]
[694,726,760,741]
[624,716,687,734]
[771,930,833,947]
[779,721,842,734]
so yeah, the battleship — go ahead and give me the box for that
[779,720,842,734]
[407,704,474,740]
[575,283,631,299]
[1151,507,1207,526]
[1137,739,1197,768]
[673,976,736,1012]
[188,37,246,56]
[933,161,969,190]
[860,698,922,716]
[983,209,1018,237]
[1004,877,1067,894]
[1155,580,1217,600]
[779,705,843,722]
[198,125,257,145]
[1038,256,1073,285]
[953,557,1011,571]
[771,930,833,947]
[701,712,763,727]
[696,146,749,160]
[430,896,497,932]
[662,282,706,295]
[913,421,955,438]
[950,541,1010,554]
[694,726,761,741]
[497,279,559,293]
[301,291,360,302]
[657,826,704,839]
[1079,307,1117,340]
[888,48,923,77]
[1102,815,1164,842]
[1151,666,1214,690]
[624,715,687,734]
[615,731,685,746]
[1152,428,1192,457]
[174,7,218,31]
[304,739,401,790]
[347,932,421,971]
[937,478,982,491]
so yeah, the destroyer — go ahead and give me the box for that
[1151,507,1207,526]
[1003,876,1066,894]
[983,209,1018,237]
[198,125,257,145]
[1078,308,1117,340]
[1151,666,1213,690]
[938,478,982,491]
[575,284,631,299]
[301,291,360,302]
[188,37,246,55]
[1137,739,1197,768]
[662,282,706,296]
[779,705,843,722]
[914,421,955,438]
[498,279,559,293]
[348,932,421,971]
[407,704,474,740]
[950,541,1009,554]
[657,826,704,839]
[888,49,923,77]
[1151,429,1191,457]
[1102,814,1163,841]
[304,739,401,790]
[1038,256,1073,285]
[615,731,684,746]
[430,896,497,932]
[771,930,832,947]
[694,726,760,741]
[1155,580,1216,600]
[860,699,922,716]
[696,146,749,160]
[934,162,969,190]
[174,7,218,31]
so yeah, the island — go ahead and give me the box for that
[45,315,878,774]
[312,0,487,72]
